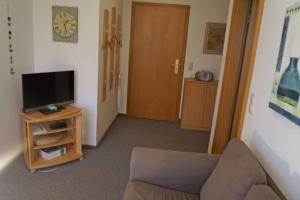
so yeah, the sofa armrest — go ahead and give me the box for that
[244,185,281,200]
[129,147,220,194]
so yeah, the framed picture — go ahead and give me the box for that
[203,23,226,55]
[269,2,300,126]
[52,6,78,43]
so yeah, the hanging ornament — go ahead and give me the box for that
[6,3,14,75]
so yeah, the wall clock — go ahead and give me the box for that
[52,6,78,43]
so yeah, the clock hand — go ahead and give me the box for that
[64,24,67,34]
[64,20,70,31]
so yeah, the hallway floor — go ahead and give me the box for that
[0,115,209,200]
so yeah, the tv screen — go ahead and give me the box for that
[22,71,74,112]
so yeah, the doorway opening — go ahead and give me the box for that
[115,0,231,151]
[212,0,265,154]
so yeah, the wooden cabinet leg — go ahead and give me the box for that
[75,115,82,155]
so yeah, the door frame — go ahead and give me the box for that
[127,2,190,120]
[212,0,265,153]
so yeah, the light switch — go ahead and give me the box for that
[249,93,256,115]
[188,62,194,71]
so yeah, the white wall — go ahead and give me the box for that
[119,0,230,113]
[97,0,122,143]
[241,0,300,199]
[32,0,100,146]
[209,0,300,198]
[0,0,33,171]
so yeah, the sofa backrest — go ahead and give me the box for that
[200,139,267,200]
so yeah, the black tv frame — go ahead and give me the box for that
[22,70,75,113]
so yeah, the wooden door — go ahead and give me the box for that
[127,3,190,121]
[213,0,251,154]
[212,0,265,154]
[230,0,263,139]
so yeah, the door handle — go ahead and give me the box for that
[172,59,180,75]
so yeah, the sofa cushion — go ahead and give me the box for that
[200,139,267,200]
[123,181,199,200]
[244,185,281,200]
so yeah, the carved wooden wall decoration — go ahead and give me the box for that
[101,6,122,102]
[101,9,109,102]
[115,15,122,90]
[109,6,117,90]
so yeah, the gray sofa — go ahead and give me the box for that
[123,139,282,200]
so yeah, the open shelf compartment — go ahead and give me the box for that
[33,133,76,150]
[32,146,82,170]
[32,119,76,136]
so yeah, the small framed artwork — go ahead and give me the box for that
[203,22,226,55]
[52,6,78,43]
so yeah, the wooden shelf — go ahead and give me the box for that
[33,134,76,150]
[32,149,82,170]
[33,123,76,136]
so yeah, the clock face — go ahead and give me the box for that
[53,11,77,38]
[52,6,78,43]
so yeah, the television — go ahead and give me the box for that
[22,71,74,113]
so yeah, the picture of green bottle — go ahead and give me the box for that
[277,57,300,107]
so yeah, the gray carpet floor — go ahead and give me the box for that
[0,115,209,200]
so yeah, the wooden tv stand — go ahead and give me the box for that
[21,105,83,172]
